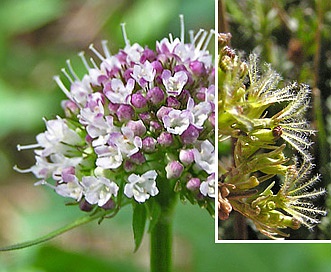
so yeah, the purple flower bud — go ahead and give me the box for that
[123,160,135,172]
[61,100,79,116]
[129,152,146,165]
[174,64,187,73]
[116,51,127,63]
[157,132,173,146]
[139,112,152,124]
[179,149,194,165]
[101,198,116,210]
[189,60,206,76]
[79,199,94,212]
[150,120,162,132]
[180,124,200,145]
[147,86,165,105]
[108,102,119,114]
[126,120,146,136]
[123,68,134,82]
[186,178,201,191]
[178,89,190,106]
[156,106,172,121]
[165,161,184,179]
[85,134,93,144]
[196,87,206,101]
[141,48,156,63]
[151,60,163,74]
[63,166,75,175]
[166,96,181,109]
[131,93,147,108]
[209,112,215,127]
[142,136,157,152]
[116,104,134,122]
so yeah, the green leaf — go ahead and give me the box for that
[132,203,147,252]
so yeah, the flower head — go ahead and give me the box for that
[15,16,215,215]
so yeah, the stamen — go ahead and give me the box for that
[179,14,185,42]
[78,51,91,70]
[90,57,98,69]
[121,23,130,47]
[34,180,56,190]
[102,40,111,59]
[61,68,74,84]
[89,44,105,61]
[168,33,174,43]
[34,180,47,186]
[53,75,73,100]
[66,59,79,80]
[17,143,40,151]
[202,29,215,51]
[192,29,204,46]
[13,165,32,173]
[189,30,194,44]
[195,30,208,51]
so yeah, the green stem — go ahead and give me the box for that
[150,177,177,272]
[0,209,111,251]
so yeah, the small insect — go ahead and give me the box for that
[272,125,282,139]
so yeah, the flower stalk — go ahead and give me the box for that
[150,176,177,272]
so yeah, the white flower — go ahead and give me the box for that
[156,37,182,55]
[124,43,144,63]
[117,127,142,156]
[193,140,214,174]
[199,173,215,198]
[105,78,134,104]
[162,109,192,135]
[32,154,82,181]
[124,170,159,202]
[95,144,123,169]
[161,70,188,96]
[55,175,84,201]
[131,60,156,87]
[69,76,93,106]
[186,98,211,128]
[81,176,119,206]
[35,117,82,157]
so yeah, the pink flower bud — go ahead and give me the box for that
[186,177,201,191]
[131,93,147,108]
[116,104,134,122]
[179,149,194,165]
[165,161,184,179]
[157,132,173,146]
[180,124,200,144]
[142,136,157,152]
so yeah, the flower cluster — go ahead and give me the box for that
[218,33,326,239]
[15,16,215,216]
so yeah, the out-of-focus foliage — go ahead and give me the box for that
[220,0,331,240]
[0,0,216,271]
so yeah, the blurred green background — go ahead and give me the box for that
[1,0,331,271]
